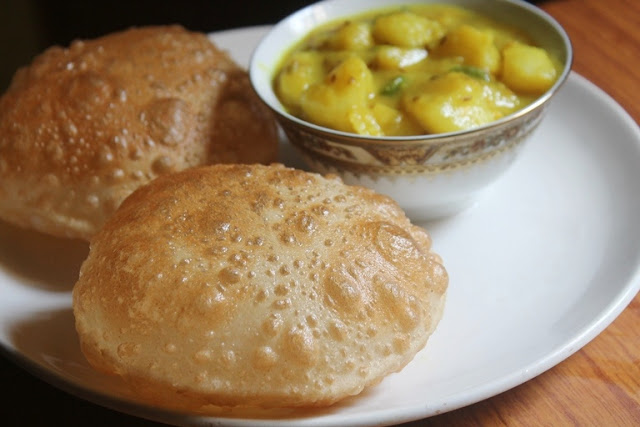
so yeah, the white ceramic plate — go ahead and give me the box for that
[1,26,639,427]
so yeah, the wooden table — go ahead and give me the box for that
[1,0,638,425]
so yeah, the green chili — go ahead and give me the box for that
[381,76,406,96]
[450,65,489,81]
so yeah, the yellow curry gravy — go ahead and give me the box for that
[274,4,562,136]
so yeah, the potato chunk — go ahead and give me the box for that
[373,11,444,48]
[436,25,500,74]
[326,21,373,50]
[375,46,428,70]
[372,102,423,136]
[323,55,374,94]
[348,107,383,136]
[276,52,325,111]
[501,42,558,94]
[402,72,519,133]
[300,56,377,133]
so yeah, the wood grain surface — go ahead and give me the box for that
[419,0,640,425]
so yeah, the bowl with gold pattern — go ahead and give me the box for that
[250,0,572,220]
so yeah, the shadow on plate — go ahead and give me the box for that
[7,305,375,423]
[10,307,87,375]
[0,220,89,292]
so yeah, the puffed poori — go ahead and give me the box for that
[0,25,278,240]
[72,164,448,410]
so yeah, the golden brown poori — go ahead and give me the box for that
[0,25,278,240]
[72,163,448,410]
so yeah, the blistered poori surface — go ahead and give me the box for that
[0,25,278,240]
[72,164,448,410]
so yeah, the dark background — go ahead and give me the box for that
[0,0,317,92]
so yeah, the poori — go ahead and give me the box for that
[72,163,448,410]
[0,25,278,240]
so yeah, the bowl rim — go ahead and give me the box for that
[249,0,574,144]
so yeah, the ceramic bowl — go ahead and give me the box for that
[249,0,572,220]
